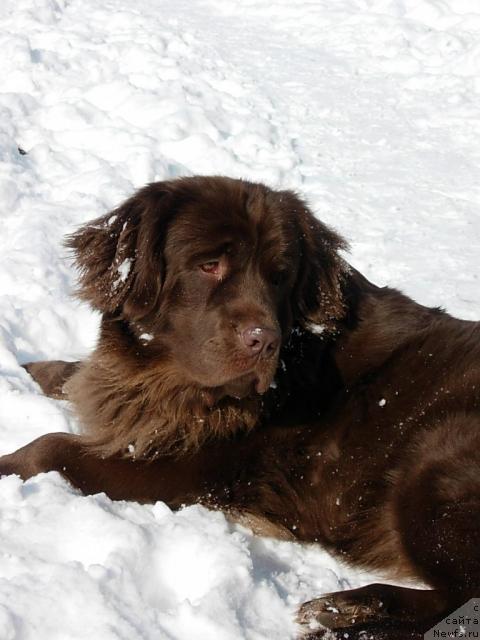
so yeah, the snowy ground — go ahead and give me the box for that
[0,0,479,638]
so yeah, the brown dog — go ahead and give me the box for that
[0,176,479,639]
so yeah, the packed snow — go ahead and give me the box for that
[1,0,479,638]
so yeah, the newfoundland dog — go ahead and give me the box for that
[0,176,479,639]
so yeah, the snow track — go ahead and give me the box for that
[0,0,479,638]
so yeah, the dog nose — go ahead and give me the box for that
[240,326,280,357]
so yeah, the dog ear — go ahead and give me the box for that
[292,201,349,334]
[66,183,174,319]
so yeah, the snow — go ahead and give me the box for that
[306,323,326,337]
[113,257,132,288]
[0,0,479,638]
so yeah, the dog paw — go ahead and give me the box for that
[297,588,389,632]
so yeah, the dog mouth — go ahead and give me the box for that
[195,347,279,407]
[202,370,274,407]
[224,360,279,397]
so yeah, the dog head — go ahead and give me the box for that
[68,176,347,400]
[67,176,347,455]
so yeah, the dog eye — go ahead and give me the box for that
[200,261,221,275]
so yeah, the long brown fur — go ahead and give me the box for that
[1,175,479,640]
[65,176,347,459]
[67,339,262,458]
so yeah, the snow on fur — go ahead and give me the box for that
[0,0,479,638]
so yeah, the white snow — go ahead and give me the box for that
[113,257,132,288]
[1,0,479,638]
[306,323,326,336]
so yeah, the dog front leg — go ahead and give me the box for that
[0,432,230,507]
